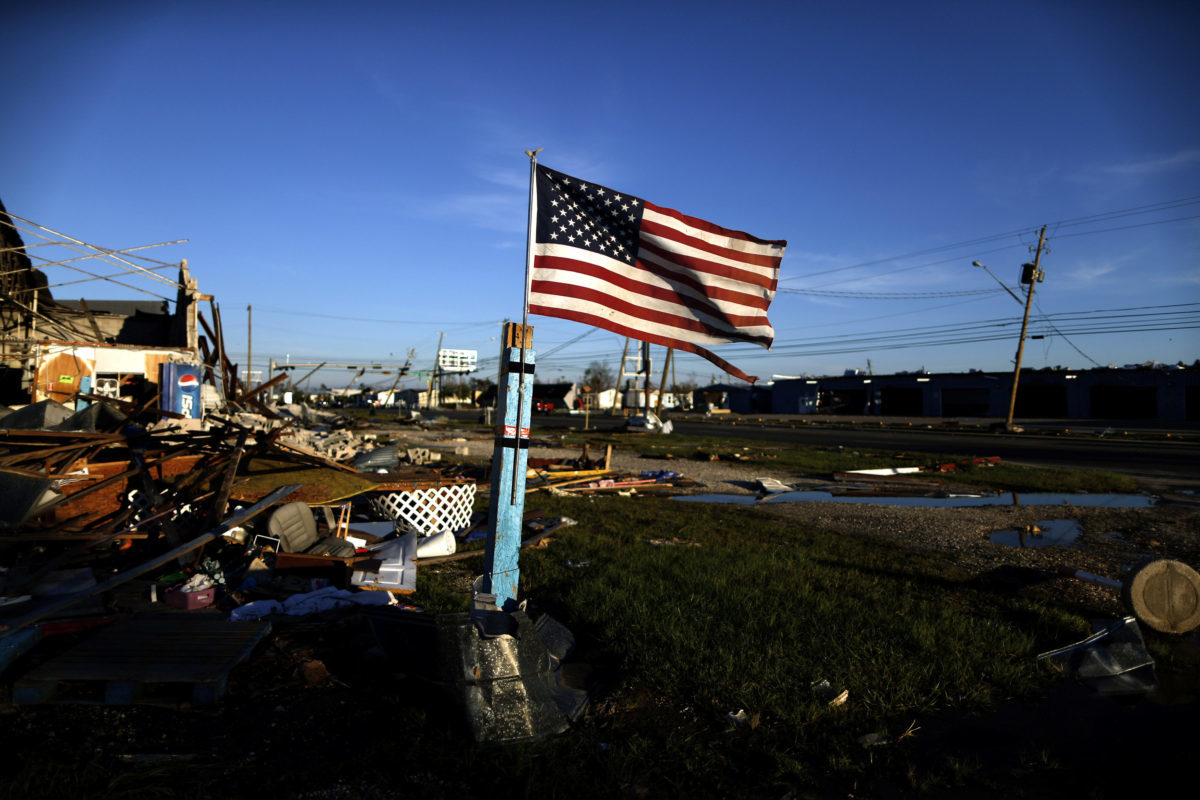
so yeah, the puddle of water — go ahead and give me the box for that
[674,492,1155,509]
[990,519,1082,548]
[676,494,760,505]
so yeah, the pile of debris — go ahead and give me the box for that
[0,394,479,703]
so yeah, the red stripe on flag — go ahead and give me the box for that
[530,277,772,346]
[528,303,759,383]
[644,200,788,249]
[534,255,773,336]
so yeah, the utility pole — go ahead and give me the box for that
[1005,225,1047,432]
[613,337,630,414]
[641,341,652,416]
[655,347,674,415]
[246,304,252,389]
[429,331,444,409]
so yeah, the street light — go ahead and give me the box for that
[972,261,1023,305]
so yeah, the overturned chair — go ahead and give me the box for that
[267,501,357,558]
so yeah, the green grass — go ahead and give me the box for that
[521,495,1081,707]
[449,494,1089,796]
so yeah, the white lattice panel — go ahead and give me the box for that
[370,483,476,537]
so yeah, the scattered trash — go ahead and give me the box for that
[810,678,848,706]
[757,477,791,494]
[937,456,1001,472]
[230,585,396,621]
[164,574,216,610]
[726,708,759,729]
[858,731,888,749]
[625,411,672,434]
[645,537,702,547]
[844,467,922,476]
[1056,565,1124,589]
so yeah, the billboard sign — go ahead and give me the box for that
[437,348,477,373]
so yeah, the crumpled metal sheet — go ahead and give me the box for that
[437,609,588,744]
[53,402,129,433]
[0,399,73,430]
[352,444,400,472]
[0,470,60,529]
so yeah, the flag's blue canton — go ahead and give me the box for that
[536,166,644,264]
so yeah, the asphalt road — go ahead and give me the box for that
[447,410,1199,484]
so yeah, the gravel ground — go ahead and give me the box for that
[603,443,1200,616]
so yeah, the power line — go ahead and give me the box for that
[778,287,1005,299]
[1049,213,1200,241]
[255,308,502,326]
[713,303,1200,357]
[781,194,1200,284]
[729,320,1200,360]
[496,303,1200,375]
[801,242,1029,290]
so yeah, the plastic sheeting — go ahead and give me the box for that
[1038,616,1157,696]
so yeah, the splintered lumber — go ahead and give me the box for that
[265,438,359,474]
[209,430,248,523]
[234,371,289,405]
[557,478,659,493]
[525,470,617,493]
[0,431,124,470]
[4,488,218,592]
[0,484,301,636]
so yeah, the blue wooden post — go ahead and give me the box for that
[483,324,534,610]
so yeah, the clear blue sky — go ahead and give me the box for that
[4,1,1197,391]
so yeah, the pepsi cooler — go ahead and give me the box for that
[161,363,203,419]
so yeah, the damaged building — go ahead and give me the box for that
[1,197,205,412]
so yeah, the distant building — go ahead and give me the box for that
[770,366,1199,421]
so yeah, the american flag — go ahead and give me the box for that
[529,165,785,383]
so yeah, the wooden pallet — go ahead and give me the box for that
[13,616,271,706]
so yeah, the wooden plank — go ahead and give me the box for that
[13,617,272,706]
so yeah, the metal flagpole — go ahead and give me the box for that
[513,148,541,502]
